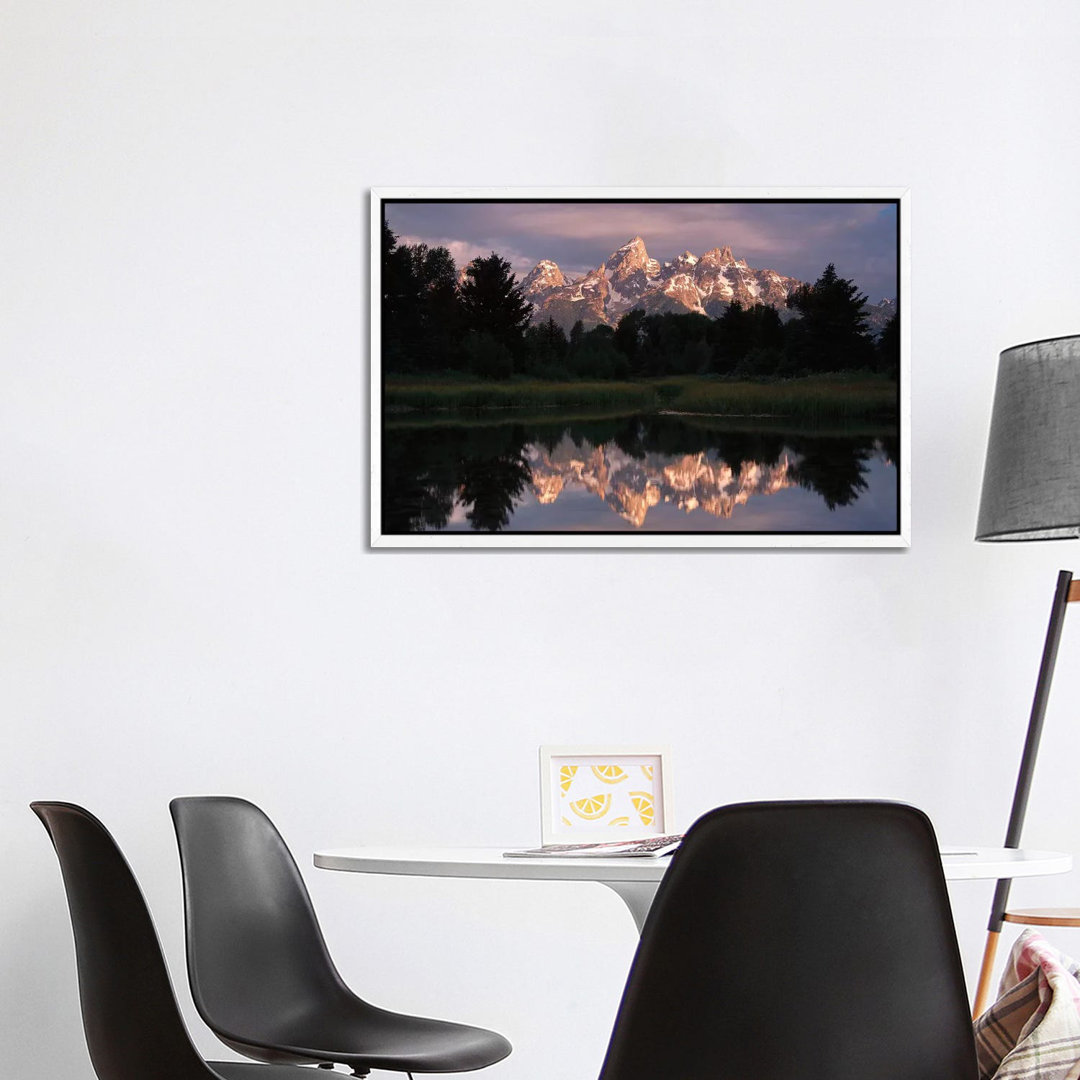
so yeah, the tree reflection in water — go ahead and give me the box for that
[787,434,877,509]
[382,415,897,533]
[457,448,533,531]
[382,424,531,533]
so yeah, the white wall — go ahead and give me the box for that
[5,2,1080,1077]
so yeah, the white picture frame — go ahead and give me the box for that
[539,745,673,845]
[371,187,910,548]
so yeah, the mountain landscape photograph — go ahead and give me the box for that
[375,194,903,543]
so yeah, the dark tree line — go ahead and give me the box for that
[382,220,899,382]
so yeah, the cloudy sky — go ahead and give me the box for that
[384,199,899,302]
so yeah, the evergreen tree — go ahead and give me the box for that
[381,220,416,368]
[876,311,900,377]
[613,309,648,374]
[381,220,461,372]
[756,304,785,352]
[786,263,875,373]
[412,244,459,371]
[463,332,513,380]
[711,301,750,372]
[459,253,533,357]
[569,324,625,380]
[522,318,569,376]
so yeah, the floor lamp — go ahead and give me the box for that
[972,334,1080,1018]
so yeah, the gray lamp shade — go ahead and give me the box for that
[976,335,1080,541]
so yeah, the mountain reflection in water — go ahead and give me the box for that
[525,439,794,528]
[382,415,898,534]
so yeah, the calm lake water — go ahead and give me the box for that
[382,413,899,534]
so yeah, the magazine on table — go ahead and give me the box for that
[504,834,683,859]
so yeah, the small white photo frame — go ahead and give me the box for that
[539,745,672,845]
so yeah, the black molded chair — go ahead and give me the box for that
[169,796,511,1077]
[31,801,315,1080]
[598,800,979,1080]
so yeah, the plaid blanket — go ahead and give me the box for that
[975,929,1080,1079]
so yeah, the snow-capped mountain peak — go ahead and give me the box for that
[698,244,736,267]
[605,235,656,276]
[521,236,804,331]
[521,259,566,296]
[612,235,647,257]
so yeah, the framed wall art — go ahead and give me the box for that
[538,745,672,845]
[372,187,909,548]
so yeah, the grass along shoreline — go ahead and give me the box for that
[384,374,898,423]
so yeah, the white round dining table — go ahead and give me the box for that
[314,844,1073,934]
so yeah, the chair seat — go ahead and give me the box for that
[209,1066,323,1080]
[1004,908,1080,927]
[224,1004,512,1073]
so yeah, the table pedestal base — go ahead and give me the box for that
[600,881,659,935]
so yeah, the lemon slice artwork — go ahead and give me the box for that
[591,764,628,785]
[609,816,630,827]
[559,764,578,794]
[630,790,655,827]
[569,793,612,821]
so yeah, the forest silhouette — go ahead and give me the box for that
[382,219,900,383]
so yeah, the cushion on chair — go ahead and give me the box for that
[974,929,1080,1079]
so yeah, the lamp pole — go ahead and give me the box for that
[971,569,1077,1017]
